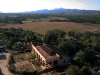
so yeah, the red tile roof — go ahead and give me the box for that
[35,44,68,59]
[35,46,58,59]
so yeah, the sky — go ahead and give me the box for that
[0,0,100,13]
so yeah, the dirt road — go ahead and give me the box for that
[0,52,14,75]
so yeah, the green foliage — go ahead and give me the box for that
[68,30,82,41]
[43,29,66,45]
[74,50,97,66]
[81,31,100,52]
[8,65,16,73]
[65,65,80,75]
[5,41,12,49]
[57,39,81,56]
[0,27,42,49]
[1,27,100,70]
[66,15,100,24]
[81,66,92,75]
[0,16,24,24]
[65,65,92,75]
[0,13,100,24]
[8,55,15,65]
[28,54,36,60]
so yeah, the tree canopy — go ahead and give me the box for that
[43,29,66,45]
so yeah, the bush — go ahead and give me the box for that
[8,65,16,73]
[8,55,15,65]
[28,54,36,60]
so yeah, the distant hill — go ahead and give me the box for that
[1,8,100,15]
[21,8,100,15]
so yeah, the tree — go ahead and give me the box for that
[74,50,97,66]
[65,65,81,75]
[57,39,81,56]
[24,31,36,42]
[68,30,82,41]
[43,29,66,45]
[81,66,92,75]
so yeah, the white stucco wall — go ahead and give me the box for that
[32,45,46,63]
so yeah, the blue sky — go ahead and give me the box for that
[0,0,100,12]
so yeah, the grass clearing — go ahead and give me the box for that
[0,22,100,34]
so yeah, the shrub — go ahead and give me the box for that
[8,65,16,73]
[28,54,36,60]
[8,55,15,65]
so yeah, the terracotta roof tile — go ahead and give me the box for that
[35,44,68,59]
[35,46,58,59]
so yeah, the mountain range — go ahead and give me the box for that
[0,8,100,15]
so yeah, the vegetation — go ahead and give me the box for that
[65,15,100,24]
[43,29,100,75]
[1,19,100,75]
[8,52,37,75]
[43,29,66,45]
[0,12,100,25]
[1,10,100,74]
[28,54,36,60]
[0,27,42,50]
[65,65,92,75]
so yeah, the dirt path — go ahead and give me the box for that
[0,52,14,75]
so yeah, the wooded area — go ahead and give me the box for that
[0,14,100,24]
[0,28,100,75]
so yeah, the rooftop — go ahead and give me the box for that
[35,44,68,59]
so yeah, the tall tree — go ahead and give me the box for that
[57,39,81,56]
[43,29,66,45]
[65,65,80,75]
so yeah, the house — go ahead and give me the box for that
[31,44,70,69]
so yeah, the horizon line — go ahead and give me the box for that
[0,8,100,13]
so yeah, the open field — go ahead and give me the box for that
[0,22,100,34]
